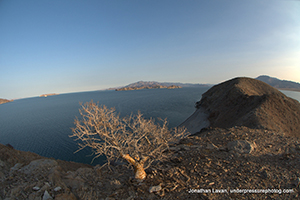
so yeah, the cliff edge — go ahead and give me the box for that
[182,77,300,137]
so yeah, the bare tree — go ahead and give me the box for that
[70,100,188,181]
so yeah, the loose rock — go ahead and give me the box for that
[42,190,53,200]
[149,184,162,193]
[54,186,62,192]
[260,170,268,179]
[227,140,255,154]
[206,143,219,150]
[32,186,40,191]
[20,159,58,175]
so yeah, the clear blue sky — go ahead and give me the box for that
[1,0,299,99]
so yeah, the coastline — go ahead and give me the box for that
[0,99,13,105]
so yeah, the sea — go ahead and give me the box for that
[0,87,299,165]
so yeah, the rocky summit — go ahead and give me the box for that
[1,77,300,199]
[194,77,300,137]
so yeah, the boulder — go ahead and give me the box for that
[42,190,53,200]
[20,159,58,175]
[149,184,162,193]
[9,163,23,175]
[227,140,256,154]
[54,186,62,192]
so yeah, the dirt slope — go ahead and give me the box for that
[195,77,300,137]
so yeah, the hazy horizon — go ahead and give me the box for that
[4,75,300,100]
[1,1,299,99]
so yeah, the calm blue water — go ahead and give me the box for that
[280,90,300,103]
[0,87,210,165]
[0,88,299,165]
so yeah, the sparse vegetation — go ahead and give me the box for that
[70,100,188,181]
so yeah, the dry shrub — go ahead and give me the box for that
[70,100,188,181]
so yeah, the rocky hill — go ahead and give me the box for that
[1,77,300,199]
[0,98,12,105]
[39,93,59,97]
[115,82,181,91]
[123,81,162,88]
[182,77,300,137]
[112,81,210,91]
[256,75,300,92]
[124,81,211,88]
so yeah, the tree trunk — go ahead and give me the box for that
[122,154,147,181]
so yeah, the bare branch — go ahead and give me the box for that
[70,100,189,181]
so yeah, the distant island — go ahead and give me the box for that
[256,75,300,92]
[112,77,300,92]
[0,98,13,105]
[39,93,59,97]
[116,84,181,91]
[113,81,211,91]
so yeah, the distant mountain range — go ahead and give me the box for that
[115,82,182,91]
[256,75,300,92]
[111,76,300,92]
[125,81,211,88]
[110,81,212,91]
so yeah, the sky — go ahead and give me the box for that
[1,0,300,99]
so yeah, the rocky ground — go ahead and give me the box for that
[1,126,299,200]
